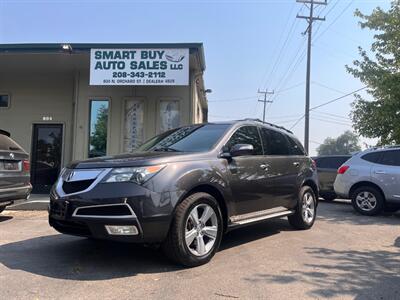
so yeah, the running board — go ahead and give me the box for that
[229,207,295,226]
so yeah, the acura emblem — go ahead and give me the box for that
[66,171,75,182]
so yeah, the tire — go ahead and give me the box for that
[162,192,223,267]
[0,206,5,214]
[351,186,384,216]
[288,186,317,230]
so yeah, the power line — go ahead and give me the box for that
[310,86,367,110]
[313,0,355,43]
[290,115,306,130]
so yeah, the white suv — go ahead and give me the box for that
[334,146,400,215]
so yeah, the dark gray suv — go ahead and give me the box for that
[0,130,31,213]
[49,119,319,266]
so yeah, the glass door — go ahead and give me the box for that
[31,124,63,194]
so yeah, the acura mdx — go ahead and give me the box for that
[49,119,319,266]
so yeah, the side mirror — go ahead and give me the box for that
[230,144,254,157]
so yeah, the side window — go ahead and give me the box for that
[261,128,290,155]
[362,152,382,164]
[380,150,400,166]
[287,136,305,156]
[226,126,263,155]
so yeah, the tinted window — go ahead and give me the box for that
[137,124,230,152]
[261,128,290,155]
[0,135,22,151]
[315,156,350,169]
[226,126,263,155]
[380,150,400,166]
[0,95,9,108]
[287,136,305,155]
[362,152,382,164]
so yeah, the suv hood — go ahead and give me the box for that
[68,151,210,169]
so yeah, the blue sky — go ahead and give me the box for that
[0,0,391,155]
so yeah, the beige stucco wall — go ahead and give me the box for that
[0,51,205,166]
[72,69,192,160]
[0,70,74,166]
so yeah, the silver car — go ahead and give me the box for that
[334,146,400,215]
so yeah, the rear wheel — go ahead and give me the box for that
[162,192,223,267]
[288,186,317,230]
[351,186,384,216]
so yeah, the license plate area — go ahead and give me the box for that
[0,160,21,171]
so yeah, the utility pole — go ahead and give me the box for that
[258,89,274,122]
[296,0,326,153]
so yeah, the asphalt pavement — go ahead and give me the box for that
[0,200,399,299]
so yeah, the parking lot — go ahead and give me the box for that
[0,201,399,300]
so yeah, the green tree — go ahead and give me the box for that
[317,131,361,155]
[90,105,108,157]
[346,1,400,145]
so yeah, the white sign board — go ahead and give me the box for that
[90,48,189,86]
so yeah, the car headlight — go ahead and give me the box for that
[103,165,166,185]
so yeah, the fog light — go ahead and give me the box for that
[105,225,138,236]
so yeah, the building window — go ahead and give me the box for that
[0,94,10,108]
[123,99,144,152]
[88,99,109,158]
[159,99,180,133]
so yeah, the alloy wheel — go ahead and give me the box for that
[185,203,218,256]
[302,192,315,224]
[355,191,377,211]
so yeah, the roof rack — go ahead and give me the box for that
[366,144,400,151]
[240,118,294,134]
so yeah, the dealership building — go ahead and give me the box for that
[0,43,208,193]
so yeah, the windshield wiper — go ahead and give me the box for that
[153,147,181,152]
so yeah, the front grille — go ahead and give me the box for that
[62,179,95,194]
[75,204,133,217]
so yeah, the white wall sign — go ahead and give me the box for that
[90,48,189,86]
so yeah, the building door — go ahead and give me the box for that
[31,124,63,194]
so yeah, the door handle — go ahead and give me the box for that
[260,164,270,170]
[375,170,386,174]
[293,162,300,167]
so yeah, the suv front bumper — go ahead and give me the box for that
[48,181,176,243]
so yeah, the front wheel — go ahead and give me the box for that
[162,192,223,267]
[288,186,317,230]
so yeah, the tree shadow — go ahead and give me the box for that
[317,201,400,226]
[243,246,400,299]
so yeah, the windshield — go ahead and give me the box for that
[136,124,230,153]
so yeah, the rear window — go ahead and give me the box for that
[261,128,290,155]
[0,134,22,151]
[315,156,351,169]
[380,150,400,166]
[362,152,382,164]
[287,136,306,156]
